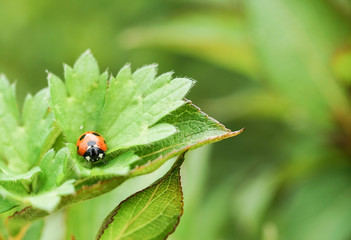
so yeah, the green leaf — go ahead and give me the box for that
[98,65,191,151]
[64,157,175,240]
[48,50,107,144]
[130,102,244,176]
[0,148,77,213]
[0,75,56,174]
[97,153,185,240]
[11,51,242,221]
[25,148,77,212]
[0,196,18,213]
[37,149,67,193]
[0,167,41,195]
[10,103,242,221]
[27,180,75,212]
[63,143,135,185]
[49,52,192,155]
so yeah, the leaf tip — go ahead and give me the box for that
[46,71,53,81]
[232,127,245,136]
[63,63,73,72]
[134,63,158,76]
[74,49,98,70]
[0,73,8,81]
[82,48,92,56]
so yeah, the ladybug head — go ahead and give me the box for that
[83,146,105,162]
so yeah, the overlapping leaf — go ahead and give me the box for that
[0,148,76,214]
[0,167,40,196]
[0,75,56,174]
[48,52,107,144]
[27,180,75,212]
[49,51,192,154]
[98,65,192,151]
[0,75,63,214]
[10,103,242,220]
[9,51,242,221]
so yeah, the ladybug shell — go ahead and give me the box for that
[76,131,107,157]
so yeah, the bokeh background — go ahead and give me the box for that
[1,0,351,239]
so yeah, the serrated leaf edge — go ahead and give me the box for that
[96,152,186,240]
[130,101,244,176]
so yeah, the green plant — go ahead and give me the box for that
[0,50,242,239]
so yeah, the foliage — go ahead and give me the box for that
[0,51,241,239]
[1,0,351,239]
[97,153,185,240]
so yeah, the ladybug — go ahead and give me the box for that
[76,131,107,162]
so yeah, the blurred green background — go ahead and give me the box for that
[1,0,351,239]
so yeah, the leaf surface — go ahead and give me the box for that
[0,75,55,173]
[49,51,107,144]
[27,180,75,212]
[130,102,244,176]
[10,51,242,221]
[49,51,193,155]
[97,153,185,240]
[0,167,40,196]
[0,196,18,213]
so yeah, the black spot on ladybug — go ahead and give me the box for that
[104,140,106,144]
[77,145,79,151]
[93,132,100,136]
[87,140,96,146]
[79,134,86,141]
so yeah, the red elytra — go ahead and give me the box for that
[76,131,107,159]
